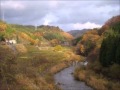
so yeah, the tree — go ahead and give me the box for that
[115,37,120,64]
[99,30,120,67]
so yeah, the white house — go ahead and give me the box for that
[6,39,16,44]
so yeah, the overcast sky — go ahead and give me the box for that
[0,0,120,31]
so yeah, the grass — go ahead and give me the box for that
[0,44,80,90]
[74,66,120,90]
[15,44,27,53]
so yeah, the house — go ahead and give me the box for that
[6,39,17,44]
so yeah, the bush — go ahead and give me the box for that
[109,64,120,79]
[0,45,16,89]
[15,44,27,53]
[53,45,63,51]
[74,66,120,90]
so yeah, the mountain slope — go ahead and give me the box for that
[0,22,73,46]
[35,25,73,41]
[74,15,120,90]
[68,29,90,38]
[99,15,120,35]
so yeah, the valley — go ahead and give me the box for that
[0,13,120,90]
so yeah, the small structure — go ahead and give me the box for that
[6,39,16,44]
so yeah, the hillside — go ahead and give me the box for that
[74,15,120,90]
[35,25,73,42]
[0,15,120,90]
[99,15,120,35]
[74,15,120,56]
[0,21,79,90]
[0,22,73,46]
[0,0,119,90]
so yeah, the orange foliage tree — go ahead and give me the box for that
[0,23,7,32]
[20,32,39,45]
[78,30,100,56]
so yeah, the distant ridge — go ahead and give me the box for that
[67,29,90,38]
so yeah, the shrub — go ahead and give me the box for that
[0,45,16,89]
[53,45,63,51]
[109,64,120,79]
[15,44,27,53]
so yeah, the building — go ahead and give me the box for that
[6,39,16,44]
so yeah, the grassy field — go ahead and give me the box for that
[0,44,81,90]
[74,65,120,90]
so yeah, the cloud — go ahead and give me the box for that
[49,0,59,8]
[42,13,58,25]
[97,0,120,7]
[73,22,101,30]
[0,0,119,31]
[1,0,25,10]
[50,22,101,31]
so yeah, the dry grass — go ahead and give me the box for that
[14,50,65,90]
[15,44,27,53]
[1,44,80,90]
[74,67,120,90]
[15,74,57,90]
[50,63,67,74]
[87,75,107,90]
[77,70,86,81]
[111,82,120,90]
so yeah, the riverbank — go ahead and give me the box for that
[0,45,82,90]
[74,66,120,90]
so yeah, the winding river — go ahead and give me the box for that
[54,66,93,90]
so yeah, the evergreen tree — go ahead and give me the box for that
[99,21,120,67]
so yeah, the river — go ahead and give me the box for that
[54,66,93,90]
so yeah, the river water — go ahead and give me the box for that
[54,66,93,90]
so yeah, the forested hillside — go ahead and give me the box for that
[0,22,73,46]
[74,15,120,90]
[0,0,119,90]
[0,20,79,90]
[0,15,120,90]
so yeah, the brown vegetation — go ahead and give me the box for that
[74,15,120,90]
[74,67,120,90]
[0,43,80,90]
[15,44,27,53]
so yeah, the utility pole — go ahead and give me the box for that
[0,0,4,21]
[2,6,4,21]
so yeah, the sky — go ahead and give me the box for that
[0,0,120,31]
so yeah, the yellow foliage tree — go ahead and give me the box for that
[50,39,59,46]
[0,23,7,32]
[20,32,38,45]
[80,44,85,54]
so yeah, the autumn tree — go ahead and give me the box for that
[78,30,100,56]
[0,23,7,41]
